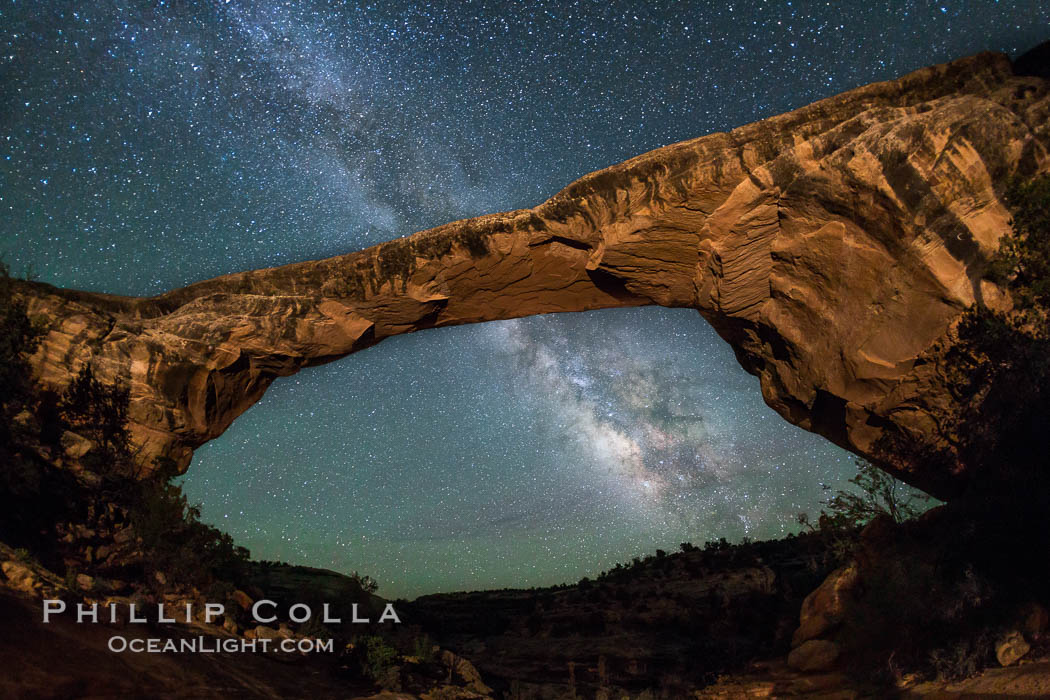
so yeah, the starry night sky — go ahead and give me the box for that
[4,1,1048,598]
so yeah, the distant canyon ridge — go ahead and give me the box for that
[20,50,1050,499]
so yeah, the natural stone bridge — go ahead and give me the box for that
[21,51,1050,499]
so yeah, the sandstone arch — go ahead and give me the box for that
[22,52,1050,499]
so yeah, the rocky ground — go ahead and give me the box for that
[0,541,493,699]
[0,591,494,700]
[406,535,836,697]
[693,656,1050,699]
[0,585,362,699]
[404,504,1050,699]
[7,517,1050,699]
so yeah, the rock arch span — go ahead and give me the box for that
[22,52,1050,499]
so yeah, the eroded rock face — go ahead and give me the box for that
[18,52,1050,497]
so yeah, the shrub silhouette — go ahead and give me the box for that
[0,261,43,436]
[0,263,83,553]
[798,459,933,537]
[59,365,130,462]
[127,459,250,589]
[360,635,399,683]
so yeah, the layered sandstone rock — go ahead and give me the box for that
[18,51,1050,497]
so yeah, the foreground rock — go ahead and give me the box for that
[17,50,1050,497]
[791,562,859,649]
[788,639,842,673]
[998,630,1033,667]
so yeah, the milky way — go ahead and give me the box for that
[4,1,1047,597]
